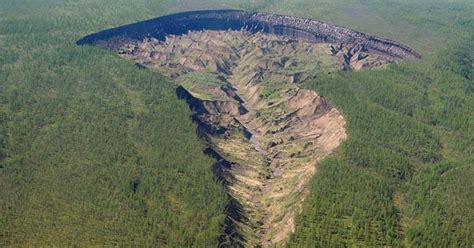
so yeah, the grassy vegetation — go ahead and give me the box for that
[0,0,472,246]
[177,72,228,101]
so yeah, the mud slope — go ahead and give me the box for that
[78,10,420,247]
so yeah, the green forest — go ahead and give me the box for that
[289,42,473,247]
[1,0,473,247]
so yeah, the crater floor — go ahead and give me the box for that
[116,30,395,246]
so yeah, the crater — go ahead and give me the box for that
[78,9,420,247]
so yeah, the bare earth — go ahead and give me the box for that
[116,30,394,246]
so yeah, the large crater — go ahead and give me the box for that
[78,10,420,247]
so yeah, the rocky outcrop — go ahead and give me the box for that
[77,9,421,60]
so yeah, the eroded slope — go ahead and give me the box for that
[116,30,359,246]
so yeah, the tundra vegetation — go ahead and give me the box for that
[0,0,473,247]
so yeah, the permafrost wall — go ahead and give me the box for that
[77,9,421,59]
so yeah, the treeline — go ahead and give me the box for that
[289,42,473,247]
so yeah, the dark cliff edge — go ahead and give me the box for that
[77,9,421,59]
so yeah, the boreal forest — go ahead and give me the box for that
[0,0,472,247]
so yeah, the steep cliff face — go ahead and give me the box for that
[77,9,421,60]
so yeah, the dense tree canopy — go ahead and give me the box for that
[0,0,472,246]
[289,43,473,247]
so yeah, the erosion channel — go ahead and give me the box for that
[78,10,420,247]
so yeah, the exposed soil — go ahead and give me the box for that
[116,30,355,246]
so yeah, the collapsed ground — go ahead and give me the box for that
[117,30,404,246]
